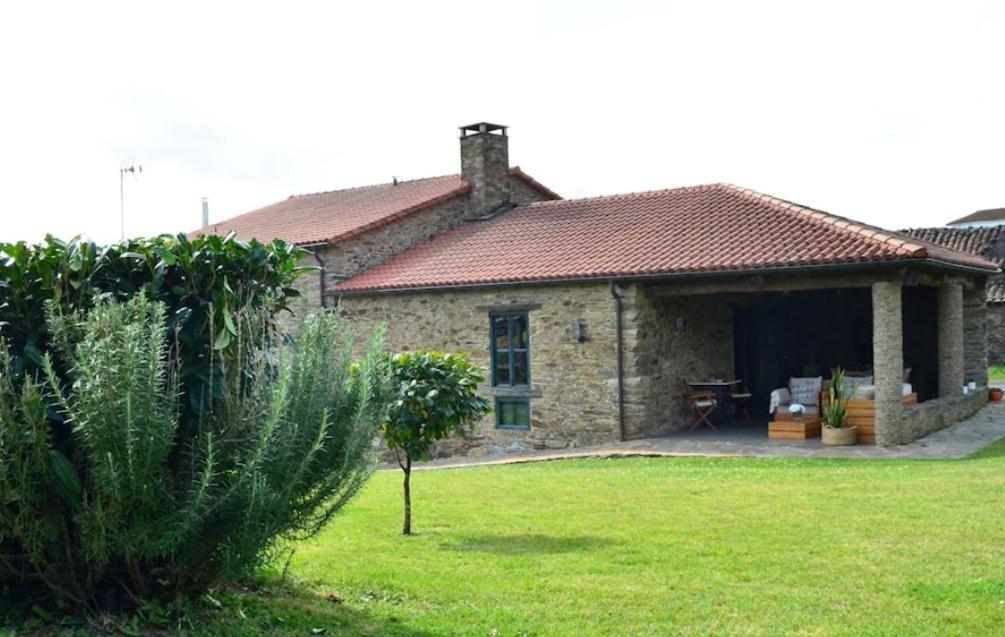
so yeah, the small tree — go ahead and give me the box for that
[383,352,492,535]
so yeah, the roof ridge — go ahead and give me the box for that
[523,183,720,208]
[718,183,928,258]
[289,173,460,199]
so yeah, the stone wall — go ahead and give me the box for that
[988,303,1005,367]
[898,390,987,444]
[630,288,733,434]
[963,285,990,386]
[338,282,621,457]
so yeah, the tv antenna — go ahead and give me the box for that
[119,160,143,241]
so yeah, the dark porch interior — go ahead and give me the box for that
[729,286,939,415]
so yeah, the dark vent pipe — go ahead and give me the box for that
[313,250,327,309]
[609,280,626,441]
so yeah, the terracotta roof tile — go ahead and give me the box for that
[902,225,1005,302]
[331,183,998,294]
[190,169,557,246]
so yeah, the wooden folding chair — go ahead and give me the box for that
[683,379,718,431]
[726,372,752,420]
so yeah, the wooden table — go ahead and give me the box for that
[768,414,822,440]
[688,380,742,424]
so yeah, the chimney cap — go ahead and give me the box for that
[459,122,507,137]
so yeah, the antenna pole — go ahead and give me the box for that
[120,168,125,241]
[119,162,142,242]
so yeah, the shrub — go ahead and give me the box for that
[824,367,851,428]
[0,295,389,613]
[383,351,491,535]
[0,233,307,416]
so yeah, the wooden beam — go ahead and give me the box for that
[646,269,906,297]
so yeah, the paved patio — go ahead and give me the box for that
[408,402,1005,471]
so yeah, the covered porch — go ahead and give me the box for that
[620,266,990,447]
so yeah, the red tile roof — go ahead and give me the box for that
[330,183,998,294]
[191,169,557,246]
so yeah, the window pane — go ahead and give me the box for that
[513,351,528,385]
[513,400,530,427]
[494,354,510,385]
[512,315,528,349]
[493,316,509,351]
[500,400,515,425]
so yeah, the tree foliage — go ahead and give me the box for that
[0,295,389,613]
[383,351,491,534]
[0,233,307,416]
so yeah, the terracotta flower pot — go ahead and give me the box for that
[822,425,858,446]
[990,389,1002,402]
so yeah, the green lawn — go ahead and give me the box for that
[989,365,1005,382]
[187,440,1005,636]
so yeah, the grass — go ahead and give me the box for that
[7,442,1004,636]
[188,439,1005,637]
[989,365,1005,382]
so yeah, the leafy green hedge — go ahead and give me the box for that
[0,233,308,414]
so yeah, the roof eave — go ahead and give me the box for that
[328,257,997,298]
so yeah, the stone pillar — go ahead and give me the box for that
[962,282,989,387]
[618,284,655,440]
[872,281,904,446]
[937,283,965,396]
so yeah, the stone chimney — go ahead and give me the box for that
[460,122,511,218]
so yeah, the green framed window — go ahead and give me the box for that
[490,312,529,387]
[495,397,530,430]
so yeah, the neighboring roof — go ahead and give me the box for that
[330,183,998,294]
[902,225,1005,302]
[948,207,1005,226]
[190,168,558,246]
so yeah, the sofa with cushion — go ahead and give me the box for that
[768,376,823,416]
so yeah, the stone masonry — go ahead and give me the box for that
[871,280,905,446]
[460,124,511,218]
[337,280,736,456]
[937,283,965,396]
[963,283,990,386]
[628,287,733,435]
[338,282,622,456]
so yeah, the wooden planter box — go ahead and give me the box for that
[828,393,918,444]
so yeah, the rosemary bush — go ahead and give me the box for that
[0,295,389,613]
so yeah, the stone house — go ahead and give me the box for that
[198,122,999,456]
[191,123,560,326]
[902,225,1005,365]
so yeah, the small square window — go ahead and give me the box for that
[496,397,530,430]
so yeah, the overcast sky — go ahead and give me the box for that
[1,1,1002,244]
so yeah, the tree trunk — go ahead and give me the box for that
[402,455,412,535]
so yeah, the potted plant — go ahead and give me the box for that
[990,387,1003,402]
[822,368,857,446]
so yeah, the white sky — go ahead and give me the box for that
[1,0,1003,244]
